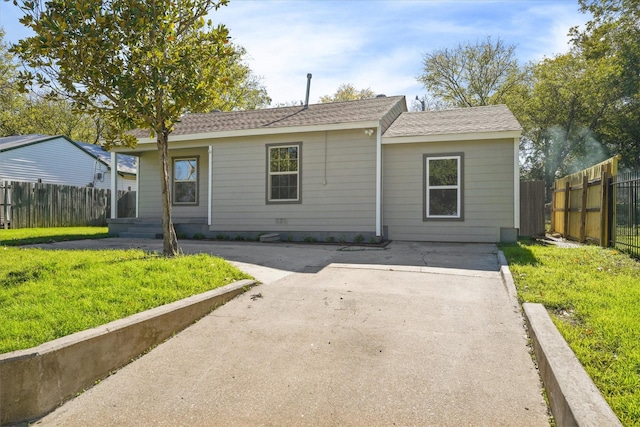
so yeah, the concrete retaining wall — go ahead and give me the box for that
[523,303,622,427]
[0,279,257,426]
[498,251,621,426]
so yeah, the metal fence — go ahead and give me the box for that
[611,171,640,259]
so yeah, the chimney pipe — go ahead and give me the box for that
[304,73,312,109]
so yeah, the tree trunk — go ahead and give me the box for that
[157,131,179,256]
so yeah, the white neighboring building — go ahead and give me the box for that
[0,134,136,191]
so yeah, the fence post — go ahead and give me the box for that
[600,171,609,247]
[563,181,570,239]
[579,175,588,243]
[2,181,8,229]
[550,183,557,233]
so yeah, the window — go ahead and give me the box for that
[267,143,301,203]
[424,154,463,220]
[173,157,198,205]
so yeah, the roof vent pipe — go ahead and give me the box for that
[304,73,312,109]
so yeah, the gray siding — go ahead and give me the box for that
[210,130,377,233]
[138,130,377,232]
[137,147,209,219]
[383,139,516,242]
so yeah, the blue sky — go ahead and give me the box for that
[0,0,590,108]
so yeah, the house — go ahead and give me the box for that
[108,96,521,243]
[0,134,137,191]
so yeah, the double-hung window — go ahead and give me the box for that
[267,143,301,203]
[173,157,198,205]
[424,154,463,220]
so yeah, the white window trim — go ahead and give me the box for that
[425,154,463,220]
[266,143,301,204]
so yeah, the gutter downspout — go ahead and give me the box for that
[208,146,213,226]
[110,152,117,219]
[376,126,382,238]
[135,156,139,218]
[514,137,520,232]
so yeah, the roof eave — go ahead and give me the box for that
[381,130,522,145]
[115,120,381,152]
[0,134,69,153]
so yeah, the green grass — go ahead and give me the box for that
[0,247,252,354]
[0,227,110,246]
[501,240,640,426]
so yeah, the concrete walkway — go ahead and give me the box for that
[32,239,549,426]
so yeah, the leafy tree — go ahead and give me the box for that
[12,0,236,256]
[319,83,376,103]
[512,0,639,199]
[575,0,640,92]
[17,95,104,143]
[0,27,26,136]
[511,51,623,198]
[212,45,271,110]
[418,37,524,108]
[569,0,640,169]
[1,27,111,141]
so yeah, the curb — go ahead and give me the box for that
[0,279,258,426]
[523,303,622,427]
[497,251,621,427]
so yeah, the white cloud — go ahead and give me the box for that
[506,3,591,61]
[2,0,595,107]
[212,1,372,104]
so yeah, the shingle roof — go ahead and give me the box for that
[382,104,522,138]
[76,141,137,175]
[130,95,407,139]
[0,134,136,175]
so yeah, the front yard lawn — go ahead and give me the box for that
[0,247,252,354]
[0,226,110,246]
[501,240,640,426]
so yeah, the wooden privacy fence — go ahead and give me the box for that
[520,180,546,237]
[1,181,135,229]
[550,156,619,245]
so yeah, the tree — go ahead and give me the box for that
[412,94,449,112]
[569,0,640,169]
[511,50,623,198]
[16,95,104,142]
[319,83,376,103]
[417,37,524,108]
[211,45,271,110]
[0,27,26,136]
[12,0,236,256]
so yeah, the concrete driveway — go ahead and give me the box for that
[33,239,549,426]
